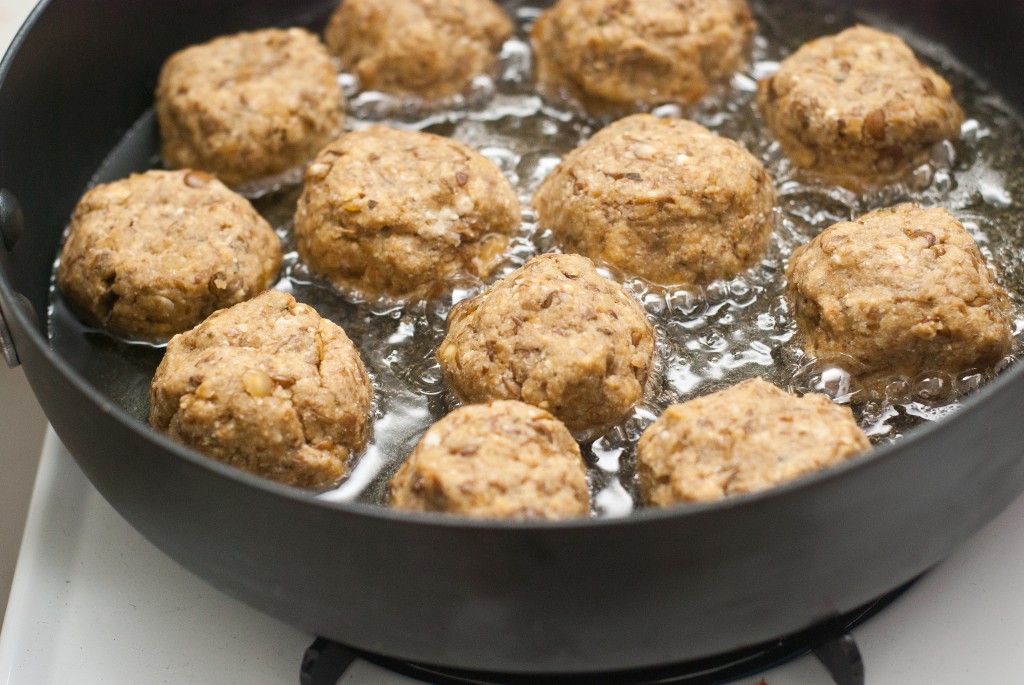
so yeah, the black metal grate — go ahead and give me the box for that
[301,581,912,685]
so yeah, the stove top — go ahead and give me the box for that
[300,585,913,685]
[2,432,1024,684]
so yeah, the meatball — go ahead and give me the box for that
[57,170,281,341]
[149,291,373,489]
[294,125,521,301]
[531,0,755,114]
[324,0,513,100]
[156,28,344,188]
[637,378,871,505]
[757,25,964,189]
[533,114,776,286]
[786,204,1014,392]
[389,400,590,519]
[438,253,655,436]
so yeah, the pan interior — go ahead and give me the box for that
[46,0,1024,513]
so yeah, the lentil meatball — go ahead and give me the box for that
[438,253,655,436]
[757,25,964,189]
[534,114,776,286]
[57,170,281,341]
[324,0,513,100]
[294,125,521,301]
[389,400,590,519]
[531,0,756,114]
[637,378,871,505]
[149,291,373,489]
[156,28,344,188]
[786,204,1014,392]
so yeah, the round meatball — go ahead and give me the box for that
[534,114,776,286]
[786,204,1014,392]
[325,0,513,100]
[57,170,281,341]
[389,400,590,519]
[294,125,521,301]
[757,25,964,189]
[532,0,755,113]
[637,378,871,505]
[438,253,655,436]
[150,290,373,489]
[156,28,344,188]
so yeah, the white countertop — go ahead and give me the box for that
[3,431,1024,684]
[0,0,36,49]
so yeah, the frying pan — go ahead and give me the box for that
[2,0,1024,675]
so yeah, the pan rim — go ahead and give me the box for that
[1,0,1022,534]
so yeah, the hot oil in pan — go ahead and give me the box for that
[47,1,1024,514]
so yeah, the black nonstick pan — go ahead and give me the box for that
[2,0,1024,676]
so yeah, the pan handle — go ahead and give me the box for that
[0,187,24,368]
[0,188,25,368]
[0,189,24,252]
[0,305,18,368]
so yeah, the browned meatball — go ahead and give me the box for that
[534,114,776,286]
[786,204,1014,392]
[150,291,373,489]
[389,400,590,519]
[57,170,281,341]
[757,25,964,189]
[325,0,513,99]
[294,125,521,301]
[156,28,344,188]
[532,0,755,114]
[438,253,655,436]
[637,378,871,505]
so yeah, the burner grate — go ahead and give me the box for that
[300,582,910,685]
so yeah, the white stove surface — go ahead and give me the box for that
[2,431,1024,684]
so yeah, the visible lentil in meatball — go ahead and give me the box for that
[57,170,281,341]
[325,0,513,99]
[637,378,871,505]
[532,0,756,114]
[757,25,964,189]
[438,253,655,436]
[785,204,1013,392]
[389,400,590,519]
[534,114,776,286]
[149,290,373,489]
[156,28,344,188]
[294,125,521,301]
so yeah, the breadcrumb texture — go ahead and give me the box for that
[389,400,590,519]
[57,170,281,341]
[786,204,1013,391]
[149,291,373,489]
[156,28,344,187]
[757,25,964,189]
[438,253,655,436]
[532,0,755,113]
[294,125,520,300]
[637,378,871,505]
[534,114,776,286]
[325,0,513,99]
